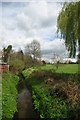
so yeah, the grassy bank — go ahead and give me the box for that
[22,64,80,119]
[0,73,2,120]
[2,72,19,119]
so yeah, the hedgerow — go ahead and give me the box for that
[22,68,79,119]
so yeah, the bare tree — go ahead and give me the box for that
[25,40,41,61]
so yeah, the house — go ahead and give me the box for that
[0,51,9,73]
[0,62,9,73]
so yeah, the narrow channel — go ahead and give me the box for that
[13,73,40,119]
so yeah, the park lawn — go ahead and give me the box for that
[56,64,79,74]
[40,64,56,71]
[39,64,79,74]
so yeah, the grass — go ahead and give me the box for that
[0,73,2,120]
[2,72,19,119]
[56,64,79,73]
[38,64,79,74]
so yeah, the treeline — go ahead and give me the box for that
[2,40,42,74]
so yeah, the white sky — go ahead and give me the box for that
[0,0,77,60]
[0,0,77,2]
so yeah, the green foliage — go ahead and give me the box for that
[24,55,33,68]
[10,58,25,72]
[9,51,25,73]
[23,67,78,119]
[34,64,79,74]
[0,96,2,120]
[22,67,36,79]
[0,77,2,120]
[32,85,71,118]
[22,64,80,119]
[9,49,41,73]
[57,2,80,58]
[2,45,12,63]
[2,72,19,119]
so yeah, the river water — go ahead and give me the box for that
[13,74,40,119]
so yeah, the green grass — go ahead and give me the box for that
[0,74,2,120]
[38,64,79,74]
[23,64,79,74]
[56,64,79,73]
[2,72,19,119]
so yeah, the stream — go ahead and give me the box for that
[13,73,40,119]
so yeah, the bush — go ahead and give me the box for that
[32,85,71,118]
[22,67,80,119]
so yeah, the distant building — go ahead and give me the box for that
[0,51,9,73]
[0,62,9,73]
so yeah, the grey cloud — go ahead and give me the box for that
[0,1,69,61]
[42,49,68,60]
[15,2,58,38]
[38,16,56,28]
[17,21,30,31]
[2,2,26,8]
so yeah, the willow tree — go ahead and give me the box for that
[57,2,80,61]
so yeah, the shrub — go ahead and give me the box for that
[32,85,71,118]
[22,67,80,119]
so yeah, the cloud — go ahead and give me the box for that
[16,13,32,31]
[16,1,60,30]
[1,0,77,2]
[14,1,61,42]
[0,1,70,60]
[41,38,68,59]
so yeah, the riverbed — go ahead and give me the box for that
[13,74,39,119]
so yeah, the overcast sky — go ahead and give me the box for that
[0,0,77,61]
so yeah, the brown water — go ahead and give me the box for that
[13,77,39,119]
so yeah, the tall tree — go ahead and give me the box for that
[57,2,80,61]
[9,50,25,73]
[2,45,12,63]
[17,49,24,61]
[25,40,41,61]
